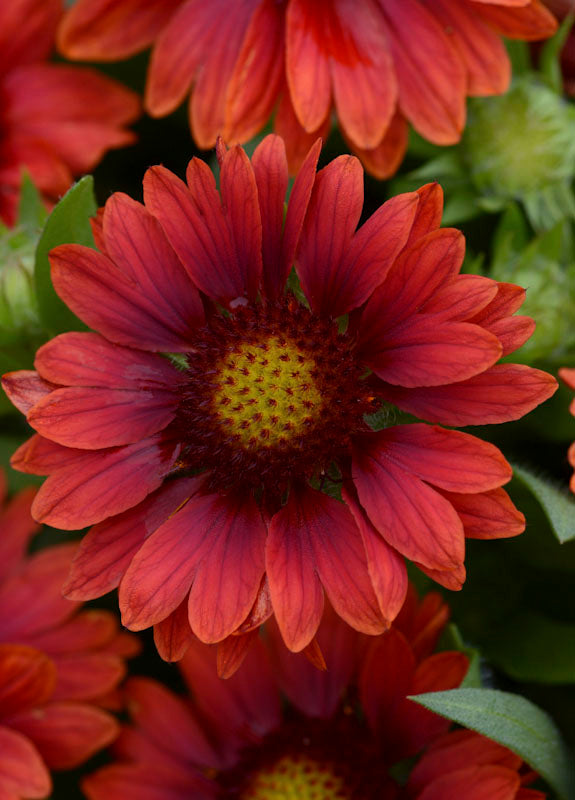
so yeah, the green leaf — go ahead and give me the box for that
[540,13,575,94]
[17,173,48,233]
[34,176,96,334]
[486,612,575,684]
[512,464,575,543]
[409,688,575,800]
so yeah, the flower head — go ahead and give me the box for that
[0,473,138,799]
[58,0,557,178]
[559,367,575,492]
[82,591,543,800]
[0,0,140,226]
[3,136,557,662]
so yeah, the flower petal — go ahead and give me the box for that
[153,600,193,663]
[352,436,465,571]
[28,386,177,449]
[441,487,525,539]
[32,435,179,529]
[266,491,324,652]
[12,702,118,769]
[376,424,512,492]
[296,155,364,315]
[380,363,558,425]
[0,645,56,717]
[0,724,51,799]
[1,371,55,415]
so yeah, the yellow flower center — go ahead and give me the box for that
[211,335,324,448]
[240,754,350,800]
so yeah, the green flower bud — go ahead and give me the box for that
[0,225,41,342]
[464,77,575,229]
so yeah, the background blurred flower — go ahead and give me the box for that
[82,590,541,800]
[0,0,140,227]
[2,137,557,664]
[57,0,557,179]
[0,472,138,799]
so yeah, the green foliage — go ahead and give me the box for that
[410,688,575,800]
[34,176,95,335]
[513,464,575,544]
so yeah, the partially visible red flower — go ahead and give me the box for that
[58,0,557,178]
[406,729,546,800]
[3,137,557,663]
[0,0,140,226]
[0,474,137,799]
[82,589,543,800]
[559,367,575,492]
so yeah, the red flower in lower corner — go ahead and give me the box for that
[559,367,575,492]
[83,590,544,800]
[0,0,140,226]
[0,474,139,799]
[3,136,557,664]
[57,0,557,178]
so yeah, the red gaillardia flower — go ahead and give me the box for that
[82,591,543,800]
[0,473,138,799]
[559,367,575,492]
[2,136,557,665]
[0,0,140,226]
[58,0,557,178]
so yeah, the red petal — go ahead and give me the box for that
[57,0,179,60]
[0,0,60,70]
[415,765,520,800]
[380,0,466,143]
[346,110,408,180]
[286,0,332,132]
[0,724,51,799]
[83,763,216,800]
[329,0,397,149]
[364,315,502,388]
[473,0,558,40]
[429,0,511,95]
[153,600,193,663]
[296,155,365,315]
[358,228,465,334]
[380,363,558,425]
[299,486,387,635]
[1,371,54,415]
[274,90,331,174]
[421,275,499,320]
[352,436,465,571]
[376,425,512,492]
[28,386,177,449]
[441,487,525,539]
[359,627,415,733]
[323,191,419,316]
[224,1,285,143]
[63,478,200,601]
[12,702,118,769]
[124,677,219,768]
[342,484,408,625]
[50,653,125,702]
[11,435,83,476]
[266,492,324,652]
[50,244,198,353]
[32,435,179,529]
[0,487,38,582]
[187,493,266,643]
[0,645,56,717]
[35,332,178,389]
[0,545,77,640]
[216,630,258,679]
[5,64,140,174]
[120,492,265,640]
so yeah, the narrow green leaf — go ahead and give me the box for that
[409,688,575,800]
[512,464,575,543]
[540,13,575,94]
[34,176,96,334]
[439,624,482,689]
[17,173,48,233]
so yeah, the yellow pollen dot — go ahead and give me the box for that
[212,336,324,448]
[241,754,350,800]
